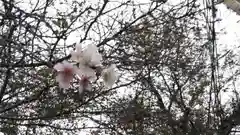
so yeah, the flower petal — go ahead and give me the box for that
[54,63,64,71]
[62,61,74,70]
[79,85,84,94]
[70,51,79,61]
[76,43,83,52]
[102,64,118,87]
[78,64,97,81]
[54,61,75,89]
[90,52,102,66]
[71,44,85,62]
[79,80,92,93]
[86,44,98,53]
[59,81,71,89]
[56,73,71,89]
[56,74,63,82]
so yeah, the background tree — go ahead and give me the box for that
[0,0,240,135]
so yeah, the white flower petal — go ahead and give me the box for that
[79,79,92,93]
[71,44,85,62]
[54,63,64,71]
[70,51,79,61]
[56,74,63,82]
[76,43,83,52]
[54,61,75,89]
[78,64,97,81]
[62,61,73,69]
[56,73,71,89]
[71,44,103,67]
[102,64,118,87]
[90,52,102,66]
[86,44,98,53]
[72,66,79,74]
[59,81,71,89]
[82,51,92,64]
[79,85,84,94]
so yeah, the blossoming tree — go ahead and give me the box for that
[1,0,240,135]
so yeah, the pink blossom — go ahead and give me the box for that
[54,61,77,89]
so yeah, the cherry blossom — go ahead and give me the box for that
[53,61,78,89]
[70,44,102,83]
[102,64,118,87]
[78,64,97,81]
[77,65,97,93]
[83,44,102,67]
[71,44,102,67]
[78,76,92,94]
[70,43,83,62]
[54,43,118,91]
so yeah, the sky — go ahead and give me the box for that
[215,3,240,105]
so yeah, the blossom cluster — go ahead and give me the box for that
[53,43,117,92]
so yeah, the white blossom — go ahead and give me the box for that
[54,61,78,89]
[76,64,97,94]
[78,76,92,94]
[102,64,118,87]
[78,64,97,81]
[70,43,83,62]
[70,44,102,81]
[83,44,102,66]
[71,44,102,67]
